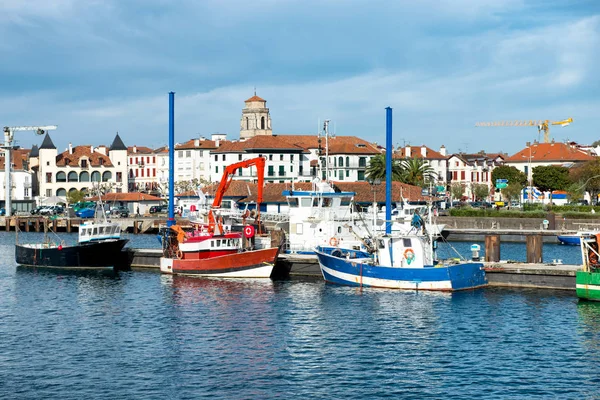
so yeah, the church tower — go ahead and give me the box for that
[240,93,272,139]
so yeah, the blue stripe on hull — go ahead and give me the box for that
[556,235,580,245]
[317,252,487,291]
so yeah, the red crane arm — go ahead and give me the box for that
[208,156,265,233]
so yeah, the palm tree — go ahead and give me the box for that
[366,154,403,181]
[399,158,435,187]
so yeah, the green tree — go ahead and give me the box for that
[66,190,86,204]
[491,165,527,187]
[570,158,600,204]
[502,182,522,205]
[471,183,490,201]
[366,154,403,182]
[399,158,435,187]
[565,182,584,203]
[450,182,465,201]
[532,165,571,206]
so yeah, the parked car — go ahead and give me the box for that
[75,208,95,218]
[110,206,129,218]
[39,205,64,216]
[30,206,45,215]
[149,205,168,214]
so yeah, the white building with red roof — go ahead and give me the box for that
[394,145,449,184]
[504,140,596,185]
[447,151,505,200]
[33,133,128,203]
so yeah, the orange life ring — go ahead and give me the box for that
[404,248,415,261]
[329,237,339,247]
[176,249,183,260]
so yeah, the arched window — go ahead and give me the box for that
[79,171,90,182]
[91,171,101,182]
[69,188,78,193]
[338,157,344,167]
[346,157,350,167]
[246,117,249,130]
[68,171,78,182]
[56,172,66,183]
[261,116,265,129]
[102,171,112,182]
[56,188,67,196]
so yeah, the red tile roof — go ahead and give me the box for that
[56,146,114,167]
[394,145,446,160]
[0,149,30,170]
[212,135,381,155]
[127,146,154,154]
[333,181,426,203]
[505,142,596,162]
[89,192,163,202]
[176,139,219,150]
[245,95,266,102]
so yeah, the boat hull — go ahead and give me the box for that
[160,247,279,278]
[557,235,580,245]
[576,271,600,301]
[15,239,129,269]
[316,250,487,291]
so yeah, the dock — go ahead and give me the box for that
[127,249,580,290]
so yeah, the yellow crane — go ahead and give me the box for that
[475,118,573,143]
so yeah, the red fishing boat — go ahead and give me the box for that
[160,157,281,278]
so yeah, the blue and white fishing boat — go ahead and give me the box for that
[557,230,600,246]
[315,233,487,291]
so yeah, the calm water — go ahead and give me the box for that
[1,233,600,399]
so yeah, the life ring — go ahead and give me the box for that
[331,249,343,258]
[176,249,183,260]
[329,237,339,247]
[404,248,415,265]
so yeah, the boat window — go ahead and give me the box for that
[288,198,298,208]
[403,238,411,247]
[211,241,214,247]
[378,239,385,249]
[99,227,105,234]
[313,198,319,207]
[300,198,312,207]
[217,240,221,247]
[337,226,342,234]
[322,198,331,207]
[93,228,97,235]
[82,229,87,236]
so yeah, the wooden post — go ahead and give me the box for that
[485,235,500,262]
[52,219,57,231]
[24,218,29,232]
[526,234,543,263]
[35,218,40,232]
[133,220,139,234]
[5,217,10,232]
[67,219,72,233]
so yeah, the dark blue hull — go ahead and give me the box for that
[315,248,487,291]
[16,239,129,268]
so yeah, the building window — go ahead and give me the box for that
[238,169,242,176]
[186,151,191,157]
[214,155,218,161]
[117,172,122,182]
[358,171,365,181]
[46,173,52,183]
[291,165,294,173]
[269,154,273,161]
[280,154,284,161]
[339,156,343,167]
[278,166,284,176]
[290,155,294,162]
[178,151,183,158]
[346,170,349,177]
[268,166,274,177]
[461,171,465,180]
[68,172,78,182]
[346,156,350,167]
[261,116,265,129]
[222,155,226,161]
[359,157,366,167]
[239,154,242,161]
[81,159,87,168]
[46,189,52,197]
[216,166,218,173]
[56,172,66,182]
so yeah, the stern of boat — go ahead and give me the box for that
[160,257,174,274]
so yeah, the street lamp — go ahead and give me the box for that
[367,178,381,232]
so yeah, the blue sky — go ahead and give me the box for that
[1,0,598,155]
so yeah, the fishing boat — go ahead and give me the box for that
[557,231,599,246]
[315,230,487,291]
[15,200,128,269]
[576,232,600,301]
[159,156,282,278]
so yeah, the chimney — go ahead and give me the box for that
[133,145,137,153]
[439,145,447,156]
[420,146,427,157]
[194,139,200,147]
[91,145,94,153]
[215,140,220,148]
[405,146,411,158]
[69,143,73,154]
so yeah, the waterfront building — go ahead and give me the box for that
[393,145,449,184]
[32,133,129,204]
[174,135,223,183]
[447,151,505,200]
[128,145,159,195]
[0,148,35,212]
[209,134,381,184]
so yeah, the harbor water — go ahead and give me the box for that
[1,233,600,398]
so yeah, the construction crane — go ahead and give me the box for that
[208,156,265,235]
[2,125,58,217]
[475,118,573,143]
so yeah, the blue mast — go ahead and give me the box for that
[167,92,175,227]
[385,107,392,235]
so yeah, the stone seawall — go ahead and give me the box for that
[437,216,600,231]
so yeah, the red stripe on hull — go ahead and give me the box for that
[181,249,237,260]
[172,247,279,275]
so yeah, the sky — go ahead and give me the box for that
[1,0,599,156]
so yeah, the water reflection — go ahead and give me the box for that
[577,301,600,354]
[16,265,119,279]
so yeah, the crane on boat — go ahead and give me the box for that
[475,118,573,143]
[2,125,57,217]
[208,156,266,234]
